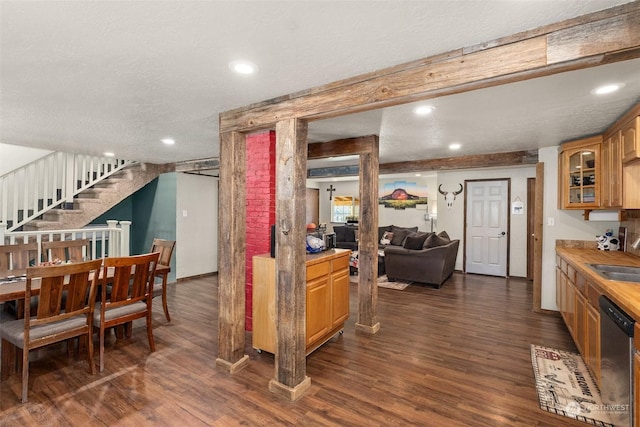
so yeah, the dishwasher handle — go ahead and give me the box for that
[599,295,635,337]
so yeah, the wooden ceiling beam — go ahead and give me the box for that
[380,150,539,174]
[307,149,538,178]
[307,135,377,159]
[175,158,220,172]
[219,3,640,134]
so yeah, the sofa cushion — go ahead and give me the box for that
[403,233,429,250]
[438,230,451,242]
[333,226,347,243]
[424,233,450,248]
[390,225,419,246]
[334,225,357,243]
[344,226,357,243]
[390,229,410,246]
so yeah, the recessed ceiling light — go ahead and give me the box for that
[103,152,115,157]
[229,60,258,75]
[449,143,462,150]
[414,105,435,116]
[161,138,175,145]
[591,83,624,95]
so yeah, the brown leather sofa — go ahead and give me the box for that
[383,238,459,288]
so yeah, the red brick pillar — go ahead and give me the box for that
[245,130,276,331]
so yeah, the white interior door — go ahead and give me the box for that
[465,180,509,276]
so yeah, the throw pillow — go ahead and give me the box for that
[390,229,410,246]
[403,233,428,250]
[380,231,394,245]
[378,225,393,242]
[438,230,451,242]
[424,233,450,248]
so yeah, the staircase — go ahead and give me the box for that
[1,152,173,232]
[22,162,172,231]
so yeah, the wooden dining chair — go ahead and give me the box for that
[0,259,102,402]
[41,239,92,263]
[149,238,175,322]
[0,242,39,277]
[0,242,39,317]
[94,252,159,372]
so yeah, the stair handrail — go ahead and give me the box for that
[0,152,135,232]
[0,220,131,261]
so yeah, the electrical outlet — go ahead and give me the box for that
[547,217,555,226]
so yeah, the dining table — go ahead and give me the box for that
[0,264,170,304]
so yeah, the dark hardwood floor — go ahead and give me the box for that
[1,272,586,426]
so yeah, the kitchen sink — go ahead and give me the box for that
[588,264,640,283]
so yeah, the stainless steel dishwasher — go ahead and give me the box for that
[600,295,634,427]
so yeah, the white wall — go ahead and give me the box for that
[176,173,218,278]
[539,146,619,310]
[0,143,51,175]
[437,166,536,277]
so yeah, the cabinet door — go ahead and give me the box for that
[635,352,640,427]
[565,278,575,337]
[331,269,350,327]
[610,131,623,206]
[586,304,601,385]
[560,140,601,209]
[622,116,639,163]
[602,136,611,207]
[556,267,562,310]
[574,290,586,355]
[252,256,276,353]
[306,276,331,347]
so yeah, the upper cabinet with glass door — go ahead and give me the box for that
[559,136,602,209]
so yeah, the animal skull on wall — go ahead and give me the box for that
[438,184,463,209]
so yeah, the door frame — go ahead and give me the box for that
[527,177,535,281]
[462,178,511,277]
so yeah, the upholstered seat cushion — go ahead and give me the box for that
[0,316,87,347]
[93,301,147,323]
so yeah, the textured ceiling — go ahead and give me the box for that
[0,0,637,167]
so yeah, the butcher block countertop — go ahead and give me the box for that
[556,247,640,320]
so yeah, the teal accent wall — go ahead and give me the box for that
[90,173,177,281]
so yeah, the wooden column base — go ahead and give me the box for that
[355,322,380,334]
[268,376,311,401]
[215,355,250,374]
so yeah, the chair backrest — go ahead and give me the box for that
[102,252,160,306]
[150,238,175,267]
[24,259,103,328]
[0,242,39,277]
[41,239,92,263]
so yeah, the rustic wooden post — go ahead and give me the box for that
[216,131,250,373]
[268,118,311,400]
[356,136,380,333]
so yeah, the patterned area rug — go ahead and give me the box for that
[349,274,411,290]
[530,345,615,426]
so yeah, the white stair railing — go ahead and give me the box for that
[0,152,134,231]
[0,220,131,262]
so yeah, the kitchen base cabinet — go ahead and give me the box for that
[556,253,601,385]
[252,249,351,355]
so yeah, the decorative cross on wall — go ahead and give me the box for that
[327,184,336,200]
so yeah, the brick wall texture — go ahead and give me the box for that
[245,130,276,331]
